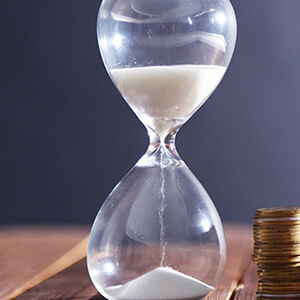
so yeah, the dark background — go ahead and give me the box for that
[1,0,300,225]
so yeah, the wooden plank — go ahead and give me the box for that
[7,236,89,299]
[0,226,89,300]
[208,224,253,300]
[231,259,258,300]
[14,259,100,300]
[13,224,254,300]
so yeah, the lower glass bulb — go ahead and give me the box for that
[87,145,226,300]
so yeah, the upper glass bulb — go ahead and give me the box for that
[98,0,236,139]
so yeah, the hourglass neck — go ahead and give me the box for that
[137,127,183,168]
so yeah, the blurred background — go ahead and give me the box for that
[1,0,300,225]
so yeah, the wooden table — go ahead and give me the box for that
[0,224,257,300]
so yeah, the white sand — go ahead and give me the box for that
[111,65,225,137]
[103,267,213,300]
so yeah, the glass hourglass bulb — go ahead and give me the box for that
[88,0,237,299]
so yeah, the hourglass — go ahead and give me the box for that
[88,0,237,299]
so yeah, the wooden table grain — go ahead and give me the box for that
[0,224,257,300]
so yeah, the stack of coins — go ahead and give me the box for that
[253,207,300,299]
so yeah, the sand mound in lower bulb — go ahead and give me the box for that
[103,267,213,300]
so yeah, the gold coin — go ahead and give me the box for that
[255,206,300,212]
[254,244,300,249]
[253,240,300,244]
[253,252,300,257]
[258,273,300,277]
[254,247,300,252]
[254,217,300,222]
[254,231,300,236]
[254,245,300,250]
[254,242,300,248]
[258,274,300,279]
[258,273,300,278]
[253,225,300,232]
[253,252,300,258]
[256,296,300,300]
[257,290,300,295]
[257,288,300,292]
[258,286,300,292]
[253,224,300,230]
[253,238,300,243]
[255,214,300,220]
[257,286,300,291]
[253,233,300,238]
[254,222,300,226]
[254,229,300,234]
[256,297,294,300]
[254,235,300,239]
[259,280,300,285]
[257,262,300,270]
[253,259,300,264]
[254,252,300,258]
[256,293,300,299]
[259,279,300,284]
[254,230,300,234]
[258,270,300,276]
[255,207,300,218]
[259,277,300,283]
[254,232,300,236]
[254,214,300,219]
[257,286,300,293]
[253,241,300,246]
[258,268,300,274]
[254,240,300,246]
